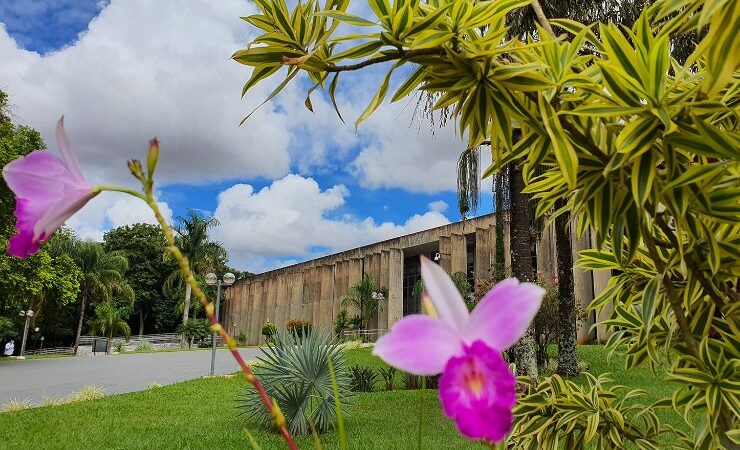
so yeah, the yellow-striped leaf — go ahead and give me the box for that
[539,96,578,188]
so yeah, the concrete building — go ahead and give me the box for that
[222,213,612,345]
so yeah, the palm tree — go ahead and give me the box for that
[71,241,134,355]
[164,210,227,326]
[343,274,382,331]
[89,302,131,353]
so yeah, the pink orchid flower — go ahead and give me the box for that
[2,117,98,258]
[372,256,544,443]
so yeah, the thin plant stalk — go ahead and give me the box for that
[418,376,426,450]
[328,358,348,450]
[98,147,298,450]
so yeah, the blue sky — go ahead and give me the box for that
[0,0,492,272]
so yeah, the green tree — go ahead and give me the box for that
[104,224,177,335]
[343,274,382,331]
[235,0,739,446]
[70,241,133,355]
[164,210,227,325]
[89,302,132,353]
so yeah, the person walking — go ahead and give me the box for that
[3,339,14,357]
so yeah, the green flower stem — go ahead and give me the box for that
[418,376,425,450]
[99,185,298,450]
[95,185,147,200]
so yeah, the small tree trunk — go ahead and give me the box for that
[508,161,539,384]
[182,283,192,323]
[138,311,144,337]
[181,283,192,348]
[555,198,579,376]
[73,292,88,356]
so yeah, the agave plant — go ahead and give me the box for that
[238,330,352,435]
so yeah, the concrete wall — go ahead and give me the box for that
[223,213,612,345]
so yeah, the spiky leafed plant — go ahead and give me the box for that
[163,210,227,324]
[89,302,131,353]
[70,241,133,355]
[239,331,352,435]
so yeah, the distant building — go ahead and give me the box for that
[223,213,612,345]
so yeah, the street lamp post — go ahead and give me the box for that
[205,272,235,376]
[18,309,34,357]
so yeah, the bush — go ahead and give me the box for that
[513,373,667,448]
[349,365,377,392]
[403,372,440,390]
[135,340,154,352]
[177,319,210,348]
[261,322,276,342]
[378,366,397,391]
[239,331,352,435]
[285,320,312,339]
[333,309,349,339]
[237,331,248,346]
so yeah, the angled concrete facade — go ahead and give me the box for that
[222,213,609,345]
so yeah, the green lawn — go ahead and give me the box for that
[0,345,683,449]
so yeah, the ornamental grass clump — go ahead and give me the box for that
[238,331,352,436]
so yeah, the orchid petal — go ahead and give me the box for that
[35,189,97,240]
[372,315,462,376]
[465,278,544,350]
[439,341,516,443]
[420,256,469,332]
[55,116,85,182]
[3,152,80,198]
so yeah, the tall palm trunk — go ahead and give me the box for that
[555,198,579,376]
[73,291,88,355]
[182,283,192,323]
[508,161,539,384]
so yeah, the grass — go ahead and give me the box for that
[0,345,685,449]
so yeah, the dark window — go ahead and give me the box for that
[403,256,422,316]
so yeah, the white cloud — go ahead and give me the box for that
[0,0,356,186]
[212,174,450,272]
[64,192,173,241]
[428,200,449,213]
[0,0,474,194]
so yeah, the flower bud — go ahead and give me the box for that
[127,159,144,181]
[147,138,159,178]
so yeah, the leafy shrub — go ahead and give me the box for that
[135,340,154,352]
[114,342,125,353]
[261,322,276,341]
[347,315,362,331]
[237,331,248,346]
[177,319,210,348]
[286,319,312,339]
[349,365,377,392]
[378,366,397,391]
[403,372,440,390]
[239,331,352,435]
[333,309,349,339]
[513,373,668,449]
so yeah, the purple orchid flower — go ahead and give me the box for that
[372,256,544,443]
[2,117,98,258]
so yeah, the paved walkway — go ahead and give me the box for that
[0,348,262,405]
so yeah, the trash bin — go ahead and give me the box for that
[93,338,108,355]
